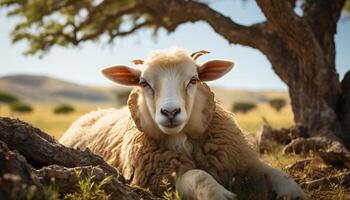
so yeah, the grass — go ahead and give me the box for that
[28,169,112,200]
[42,182,60,200]
[0,104,113,139]
[0,102,293,139]
[160,176,181,200]
[235,103,294,134]
[64,169,112,200]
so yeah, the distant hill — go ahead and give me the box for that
[0,74,288,107]
[0,75,125,104]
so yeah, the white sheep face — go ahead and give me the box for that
[139,61,198,134]
[101,48,234,135]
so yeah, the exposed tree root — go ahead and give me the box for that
[283,137,350,169]
[0,117,154,199]
[282,137,330,154]
[0,141,43,199]
[0,117,124,181]
[37,165,148,200]
[258,124,307,153]
[300,172,350,190]
[286,159,313,171]
[259,124,350,169]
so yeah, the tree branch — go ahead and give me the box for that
[256,0,315,52]
[302,0,346,35]
[302,0,346,67]
[139,0,298,86]
[107,21,153,42]
[141,0,270,50]
[78,0,273,51]
[78,2,144,31]
[3,0,277,54]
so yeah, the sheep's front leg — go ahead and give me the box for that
[255,162,307,200]
[177,169,237,200]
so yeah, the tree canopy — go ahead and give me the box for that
[1,0,344,56]
[1,0,163,55]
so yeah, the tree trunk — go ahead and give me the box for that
[339,71,350,143]
[265,41,350,162]
[255,0,350,153]
[287,61,342,139]
[270,40,350,151]
[252,1,350,170]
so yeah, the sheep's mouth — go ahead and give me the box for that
[162,121,182,128]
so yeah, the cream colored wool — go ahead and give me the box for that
[60,83,258,195]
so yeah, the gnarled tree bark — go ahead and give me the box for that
[0,117,124,181]
[0,117,154,199]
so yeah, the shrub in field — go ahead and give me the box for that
[11,102,33,113]
[269,98,287,112]
[232,102,256,113]
[0,92,19,112]
[0,92,18,104]
[54,104,75,114]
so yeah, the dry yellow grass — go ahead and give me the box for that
[0,104,114,139]
[0,102,293,139]
[235,103,294,134]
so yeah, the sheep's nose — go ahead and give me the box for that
[160,108,181,120]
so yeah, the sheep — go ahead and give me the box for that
[59,48,306,200]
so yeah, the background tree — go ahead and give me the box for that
[0,92,18,104]
[232,102,256,114]
[54,104,75,114]
[268,98,287,112]
[10,102,33,113]
[1,0,350,157]
[0,92,18,112]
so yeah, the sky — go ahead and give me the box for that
[0,1,349,90]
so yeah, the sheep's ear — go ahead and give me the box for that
[197,60,235,81]
[101,65,141,86]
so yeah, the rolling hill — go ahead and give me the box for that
[0,75,120,104]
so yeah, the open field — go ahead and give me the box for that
[0,103,115,139]
[0,102,293,139]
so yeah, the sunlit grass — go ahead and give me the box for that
[0,102,293,139]
[64,168,112,200]
[235,103,294,134]
[0,104,113,139]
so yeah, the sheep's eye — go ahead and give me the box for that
[189,77,198,85]
[140,80,150,88]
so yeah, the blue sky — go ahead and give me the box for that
[0,1,349,90]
